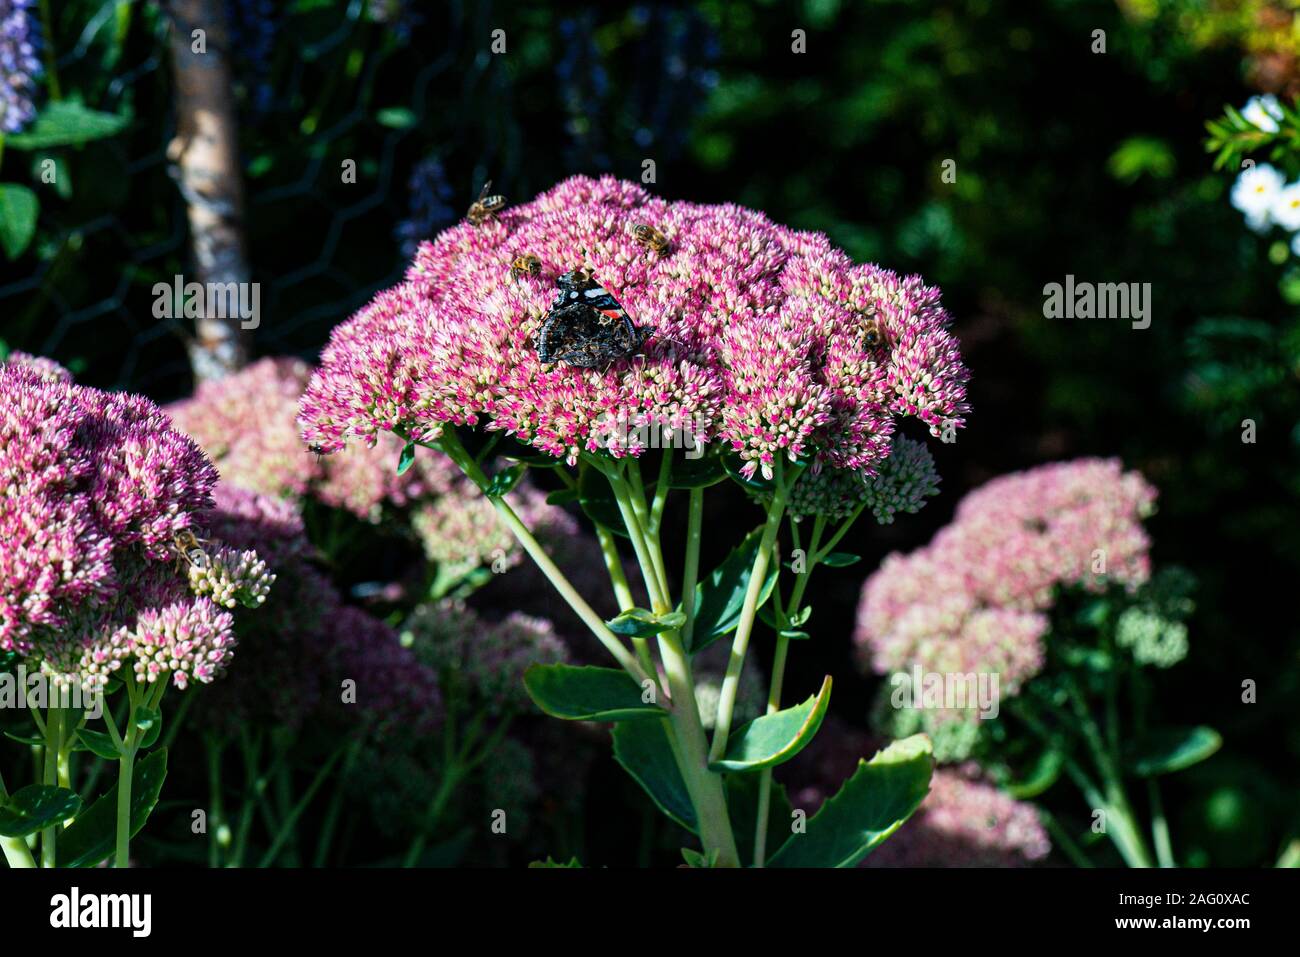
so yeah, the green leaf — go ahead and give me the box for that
[485,463,526,497]
[680,847,720,868]
[58,749,169,868]
[545,487,580,506]
[76,728,121,760]
[611,719,696,832]
[710,676,832,772]
[6,102,129,150]
[396,441,417,475]
[0,184,39,259]
[529,856,582,868]
[668,452,728,488]
[819,551,861,568]
[522,664,663,721]
[688,527,778,653]
[1127,726,1222,778]
[0,785,82,837]
[726,772,794,865]
[577,462,628,538]
[3,730,44,747]
[133,706,162,750]
[767,734,933,868]
[607,607,686,638]
[1005,747,1065,799]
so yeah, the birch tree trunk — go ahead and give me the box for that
[166,0,251,381]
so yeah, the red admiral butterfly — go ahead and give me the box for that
[537,269,647,369]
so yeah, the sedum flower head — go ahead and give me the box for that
[0,0,41,134]
[856,459,1157,725]
[402,599,568,714]
[167,356,461,521]
[299,175,969,479]
[865,765,1051,868]
[186,544,275,609]
[1114,606,1189,668]
[786,435,940,523]
[0,360,220,660]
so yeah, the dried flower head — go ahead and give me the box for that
[299,176,969,479]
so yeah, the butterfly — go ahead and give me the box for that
[537,269,647,369]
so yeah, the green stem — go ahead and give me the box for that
[595,525,635,610]
[38,0,62,101]
[434,433,650,686]
[1037,807,1095,868]
[709,461,795,763]
[680,487,704,648]
[258,745,347,867]
[657,629,740,867]
[42,706,62,867]
[206,736,226,868]
[403,768,462,867]
[605,460,738,867]
[753,514,824,866]
[1147,779,1175,868]
[648,450,673,538]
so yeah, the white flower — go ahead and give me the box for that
[1271,181,1300,231]
[1242,95,1284,133]
[1231,163,1285,230]
[1290,232,1300,257]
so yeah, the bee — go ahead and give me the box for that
[466,180,506,226]
[510,254,541,280]
[861,315,885,348]
[172,528,209,572]
[631,222,670,255]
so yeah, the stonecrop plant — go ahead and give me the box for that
[0,355,270,869]
[299,175,971,867]
[856,459,1212,868]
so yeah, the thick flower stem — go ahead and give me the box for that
[709,462,794,764]
[657,631,740,867]
[604,460,738,866]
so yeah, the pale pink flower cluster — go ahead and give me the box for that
[186,545,276,609]
[856,458,1158,694]
[865,764,1051,868]
[299,175,969,479]
[167,357,459,521]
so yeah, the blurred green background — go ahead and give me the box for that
[0,0,1296,866]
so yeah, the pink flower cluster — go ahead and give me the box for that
[167,357,460,521]
[856,458,1158,695]
[0,359,250,690]
[299,176,969,478]
[865,764,1051,868]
